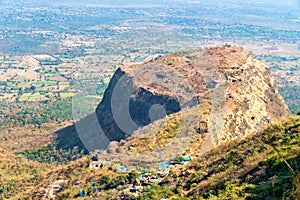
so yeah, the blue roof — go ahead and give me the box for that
[183,157,191,161]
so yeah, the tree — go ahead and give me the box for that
[127,171,138,184]
[30,85,36,91]
[100,175,110,185]
[18,88,23,96]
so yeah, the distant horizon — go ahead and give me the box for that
[2,0,299,8]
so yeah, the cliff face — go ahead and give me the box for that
[95,68,184,141]
[95,46,290,146]
[203,46,290,142]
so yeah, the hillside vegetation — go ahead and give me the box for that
[3,114,297,199]
[149,115,300,200]
[0,149,53,199]
[0,46,297,200]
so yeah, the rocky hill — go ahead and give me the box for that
[94,45,289,149]
[1,46,296,200]
[51,45,290,162]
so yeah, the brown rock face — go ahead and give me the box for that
[95,45,290,145]
[95,66,198,142]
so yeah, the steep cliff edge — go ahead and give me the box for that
[94,45,290,147]
[52,46,290,156]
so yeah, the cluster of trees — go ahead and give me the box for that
[19,142,84,164]
[0,98,73,128]
[98,172,138,190]
[61,172,140,198]
[0,150,51,199]
[279,86,300,114]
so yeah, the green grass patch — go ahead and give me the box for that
[19,93,45,101]
[45,81,57,86]
[60,92,73,99]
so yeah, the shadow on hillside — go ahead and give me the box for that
[54,112,111,154]
[54,122,88,153]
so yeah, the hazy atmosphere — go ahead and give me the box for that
[0,0,299,199]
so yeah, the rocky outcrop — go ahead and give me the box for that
[95,64,198,142]
[55,46,290,154]
[95,45,290,145]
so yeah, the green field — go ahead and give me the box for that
[19,93,45,101]
[60,92,73,99]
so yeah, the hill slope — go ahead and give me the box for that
[96,46,290,144]
[145,115,300,200]
[15,115,300,199]
[54,46,290,155]
[2,46,297,199]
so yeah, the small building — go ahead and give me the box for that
[227,75,238,83]
[89,161,103,169]
[118,165,127,173]
[183,157,191,162]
